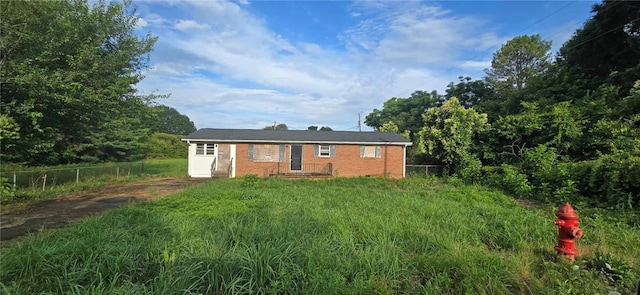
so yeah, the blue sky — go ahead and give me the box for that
[133,0,598,131]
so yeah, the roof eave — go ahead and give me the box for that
[182,138,412,146]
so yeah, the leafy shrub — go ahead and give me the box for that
[242,174,260,189]
[457,154,483,184]
[486,164,532,199]
[0,177,14,200]
[566,152,640,208]
[522,144,558,179]
[522,144,558,185]
[144,132,187,159]
[444,175,464,187]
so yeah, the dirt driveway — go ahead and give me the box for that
[0,177,211,242]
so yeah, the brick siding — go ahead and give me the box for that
[235,143,405,178]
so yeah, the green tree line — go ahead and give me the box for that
[1,0,196,165]
[366,0,640,208]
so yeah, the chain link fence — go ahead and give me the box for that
[406,165,447,178]
[0,162,146,191]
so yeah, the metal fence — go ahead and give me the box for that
[0,162,146,191]
[406,165,447,178]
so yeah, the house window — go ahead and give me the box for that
[318,145,330,157]
[196,144,204,155]
[206,144,216,155]
[196,143,216,156]
[252,144,281,162]
[360,145,381,158]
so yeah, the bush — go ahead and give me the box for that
[0,177,13,199]
[485,165,532,199]
[457,154,482,184]
[566,152,640,208]
[144,133,187,159]
[241,174,260,189]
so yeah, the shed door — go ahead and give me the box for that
[190,143,217,177]
[290,145,302,171]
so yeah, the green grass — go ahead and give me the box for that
[139,159,188,177]
[1,177,639,294]
[1,159,187,204]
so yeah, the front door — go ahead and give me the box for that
[290,145,302,171]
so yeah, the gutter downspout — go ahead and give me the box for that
[402,144,407,178]
[186,140,192,177]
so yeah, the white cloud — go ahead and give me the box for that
[175,19,211,31]
[342,4,504,67]
[459,60,491,69]
[142,13,168,27]
[136,18,148,28]
[136,0,504,130]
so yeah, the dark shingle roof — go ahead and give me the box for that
[183,128,412,145]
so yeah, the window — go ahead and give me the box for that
[206,144,216,155]
[251,144,281,162]
[360,145,381,158]
[314,145,335,157]
[318,145,330,157]
[196,144,204,155]
[196,143,216,156]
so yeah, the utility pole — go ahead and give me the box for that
[358,112,362,132]
[273,121,277,130]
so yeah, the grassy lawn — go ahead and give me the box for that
[1,177,638,294]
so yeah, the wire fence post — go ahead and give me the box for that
[13,173,16,192]
[42,173,47,191]
[117,167,120,179]
[76,168,80,185]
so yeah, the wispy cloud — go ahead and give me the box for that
[136,17,148,28]
[136,0,508,130]
[175,20,211,31]
[459,60,491,69]
[342,3,503,67]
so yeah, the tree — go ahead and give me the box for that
[559,1,640,84]
[307,125,332,131]
[365,90,441,140]
[445,77,495,107]
[484,35,552,91]
[417,97,489,169]
[378,121,410,140]
[147,105,196,135]
[445,76,503,119]
[263,123,288,130]
[0,0,157,164]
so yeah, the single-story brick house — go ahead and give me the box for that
[182,128,412,178]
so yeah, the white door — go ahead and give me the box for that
[189,143,217,177]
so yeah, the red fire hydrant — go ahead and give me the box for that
[553,202,583,261]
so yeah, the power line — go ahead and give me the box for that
[454,2,633,81]
[560,16,640,52]
[439,0,579,78]
[512,0,580,36]
[543,0,627,51]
